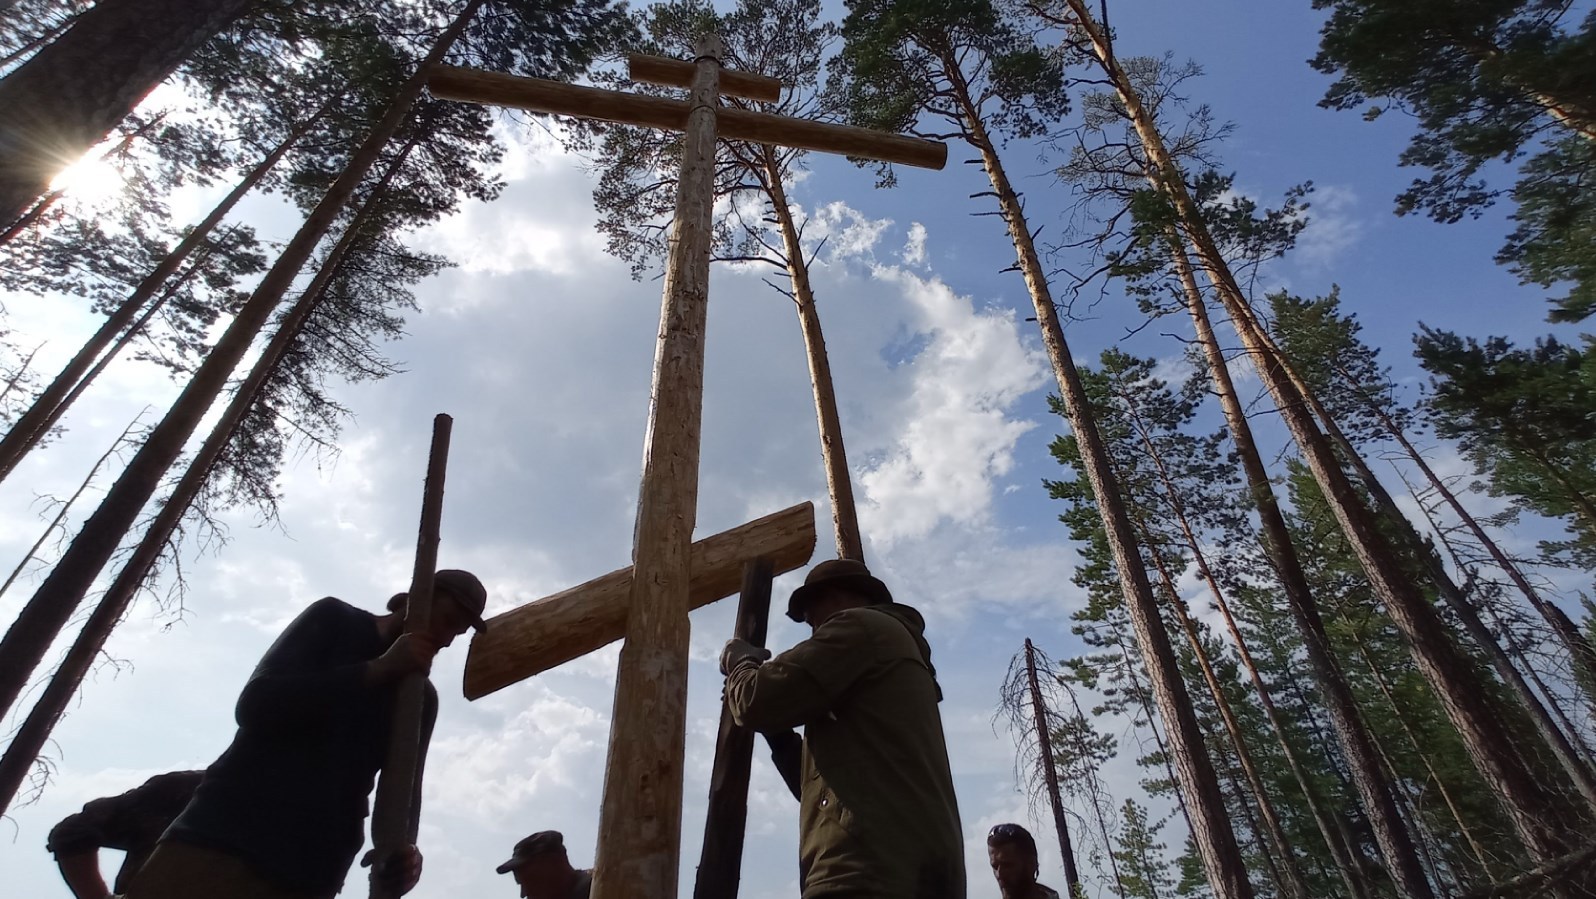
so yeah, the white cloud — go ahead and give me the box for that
[902,222,929,266]
[1294,183,1362,270]
[856,268,1047,544]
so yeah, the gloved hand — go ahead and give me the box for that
[720,638,771,675]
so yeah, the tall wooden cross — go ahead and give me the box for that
[428,38,946,899]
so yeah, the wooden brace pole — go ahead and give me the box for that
[461,501,816,700]
[369,413,451,898]
[692,558,775,899]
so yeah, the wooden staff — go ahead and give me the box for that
[692,558,775,899]
[369,413,452,899]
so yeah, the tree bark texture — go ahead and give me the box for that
[0,0,255,223]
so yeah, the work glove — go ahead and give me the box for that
[720,637,771,675]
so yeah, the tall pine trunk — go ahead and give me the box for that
[0,115,316,484]
[1164,234,1431,897]
[760,148,863,561]
[940,52,1254,899]
[0,144,409,813]
[1121,382,1378,899]
[0,0,255,223]
[1140,526,1311,899]
[1335,372,1596,695]
[1059,0,1594,874]
[0,0,488,724]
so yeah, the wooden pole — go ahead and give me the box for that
[464,502,814,699]
[427,66,948,171]
[369,413,452,899]
[692,558,775,899]
[590,37,722,899]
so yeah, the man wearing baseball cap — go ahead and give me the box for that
[127,570,490,899]
[496,830,591,899]
[721,559,965,898]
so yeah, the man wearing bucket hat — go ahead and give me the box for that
[127,570,490,899]
[495,830,591,899]
[721,559,965,898]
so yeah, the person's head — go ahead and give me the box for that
[390,569,489,647]
[496,831,576,899]
[987,823,1040,894]
[785,558,893,630]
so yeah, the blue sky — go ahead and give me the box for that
[0,1,1584,898]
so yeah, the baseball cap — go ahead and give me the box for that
[433,569,489,632]
[496,830,565,874]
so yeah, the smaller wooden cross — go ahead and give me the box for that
[430,39,944,899]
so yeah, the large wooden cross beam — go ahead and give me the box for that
[429,39,944,899]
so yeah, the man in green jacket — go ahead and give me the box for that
[722,559,966,898]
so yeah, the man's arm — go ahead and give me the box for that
[234,598,376,729]
[725,610,880,731]
[55,851,110,899]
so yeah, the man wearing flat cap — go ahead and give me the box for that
[721,559,966,898]
[127,570,490,899]
[497,830,592,899]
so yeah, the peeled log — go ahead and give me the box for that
[462,501,815,700]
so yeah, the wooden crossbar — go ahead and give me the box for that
[461,501,816,700]
[428,65,948,170]
[627,53,781,102]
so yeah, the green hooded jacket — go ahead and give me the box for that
[726,603,966,898]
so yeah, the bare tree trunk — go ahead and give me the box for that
[1025,639,1085,897]
[1365,397,1596,694]
[0,2,487,726]
[1059,0,1592,871]
[0,147,409,813]
[940,52,1253,899]
[1141,533,1310,899]
[1343,624,1499,888]
[761,150,863,561]
[1121,388,1377,898]
[1162,233,1432,897]
[0,343,44,409]
[0,0,254,223]
[1307,395,1596,813]
[0,114,317,484]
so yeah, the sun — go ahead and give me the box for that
[48,154,127,207]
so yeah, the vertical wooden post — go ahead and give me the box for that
[591,37,723,899]
[369,413,452,899]
[692,559,775,899]
[1025,639,1083,899]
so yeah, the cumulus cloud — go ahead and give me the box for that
[856,268,1047,544]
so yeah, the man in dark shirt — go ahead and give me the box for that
[125,570,488,899]
[47,769,204,899]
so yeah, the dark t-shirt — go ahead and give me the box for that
[47,770,204,893]
[165,598,437,895]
